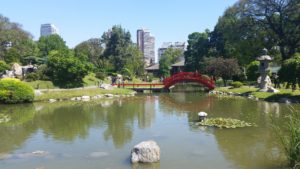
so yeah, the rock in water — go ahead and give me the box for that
[131,140,160,163]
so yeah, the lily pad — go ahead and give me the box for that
[196,118,256,129]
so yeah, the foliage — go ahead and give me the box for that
[46,50,93,88]
[196,118,256,129]
[83,73,101,86]
[159,48,183,77]
[273,107,300,168]
[24,72,39,82]
[0,60,9,73]
[0,15,38,63]
[246,61,260,81]
[0,78,34,103]
[35,64,50,80]
[25,80,55,89]
[210,4,278,66]
[241,0,300,61]
[278,54,300,86]
[204,57,241,86]
[101,25,131,72]
[95,72,106,80]
[37,34,68,58]
[74,38,104,68]
[184,30,210,71]
[230,81,243,88]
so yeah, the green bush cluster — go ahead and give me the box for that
[230,81,243,88]
[0,78,34,104]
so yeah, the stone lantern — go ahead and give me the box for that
[256,49,279,93]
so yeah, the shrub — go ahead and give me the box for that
[95,72,106,80]
[246,61,260,81]
[0,60,10,73]
[0,78,34,103]
[25,72,39,82]
[230,81,243,88]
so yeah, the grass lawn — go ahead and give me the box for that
[215,86,300,101]
[26,80,56,89]
[35,88,134,102]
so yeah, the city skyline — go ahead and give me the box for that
[0,0,237,60]
[137,28,155,65]
[40,23,59,37]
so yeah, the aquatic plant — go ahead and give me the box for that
[0,114,11,123]
[196,118,256,129]
[273,107,300,168]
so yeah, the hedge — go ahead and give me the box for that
[0,78,34,104]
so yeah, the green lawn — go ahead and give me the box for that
[215,86,300,101]
[25,80,56,89]
[35,88,134,102]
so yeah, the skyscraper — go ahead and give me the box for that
[137,28,155,66]
[40,24,59,37]
[158,42,186,61]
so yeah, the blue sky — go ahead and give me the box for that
[0,0,236,56]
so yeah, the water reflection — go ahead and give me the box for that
[0,94,298,169]
[0,104,36,154]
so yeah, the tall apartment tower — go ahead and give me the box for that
[137,28,155,66]
[40,24,59,37]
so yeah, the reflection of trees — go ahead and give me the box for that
[213,128,284,169]
[34,102,95,142]
[199,98,289,169]
[159,93,213,114]
[102,97,146,148]
[0,96,158,153]
[0,104,37,154]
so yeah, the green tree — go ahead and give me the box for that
[46,50,92,88]
[246,61,260,81]
[0,60,9,73]
[184,30,210,71]
[74,38,104,69]
[101,25,132,72]
[204,57,241,86]
[37,34,68,58]
[121,45,144,77]
[0,15,38,64]
[278,54,300,87]
[159,48,183,77]
[242,0,300,61]
[210,3,279,66]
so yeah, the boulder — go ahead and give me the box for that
[105,94,114,98]
[49,99,56,103]
[81,96,90,101]
[11,63,22,76]
[34,90,43,96]
[100,84,113,90]
[131,140,160,163]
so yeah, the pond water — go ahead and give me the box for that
[0,93,296,169]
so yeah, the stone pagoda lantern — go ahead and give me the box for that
[256,49,279,93]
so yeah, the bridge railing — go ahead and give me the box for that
[163,72,215,89]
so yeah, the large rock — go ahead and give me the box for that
[131,140,160,163]
[11,63,22,76]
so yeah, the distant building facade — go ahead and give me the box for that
[137,28,155,66]
[158,42,186,61]
[40,24,59,37]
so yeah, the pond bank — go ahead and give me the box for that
[34,87,135,102]
[214,86,300,103]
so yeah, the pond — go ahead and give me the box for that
[0,93,296,169]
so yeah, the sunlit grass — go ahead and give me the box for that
[35,88,133,101]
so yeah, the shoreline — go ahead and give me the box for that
[213,86,300,103]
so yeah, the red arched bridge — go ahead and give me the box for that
[116,72,215,91]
